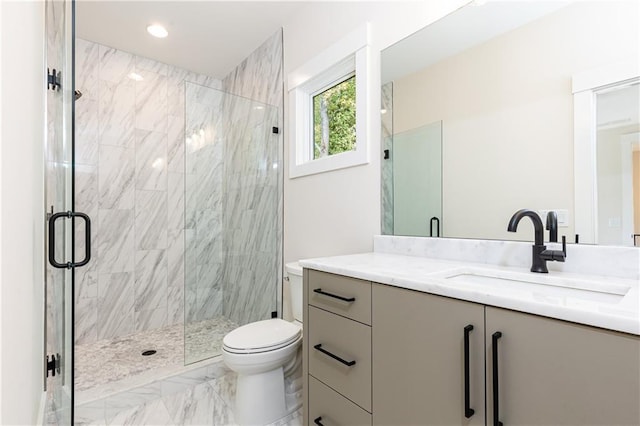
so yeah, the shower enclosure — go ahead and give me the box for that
[183,82,281,364]
[70,30,284,420]
[42,0,284,418]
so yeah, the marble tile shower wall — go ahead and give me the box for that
[74,38,222,344]
[381,82,393,236]
[183,84,280,327]
[221,30,284,326]
[184,84,226,323]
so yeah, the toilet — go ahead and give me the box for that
[222,262,304,426]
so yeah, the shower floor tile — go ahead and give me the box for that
[185,316,238,364]
[75,317,237,398]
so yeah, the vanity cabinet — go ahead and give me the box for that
[485,306,640,426]
[304,270,640,426]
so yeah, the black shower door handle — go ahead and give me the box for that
[48,210,91,269]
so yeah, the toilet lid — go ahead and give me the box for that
[223,319,301,352]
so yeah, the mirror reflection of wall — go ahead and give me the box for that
[392,121,443,237]
[381,0,640,245]
[596,83,640,246]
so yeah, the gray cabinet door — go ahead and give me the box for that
[372,284,485,426]
[486,306,640,426]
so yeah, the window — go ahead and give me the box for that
[288,24,370,178]
[313,75,357,159]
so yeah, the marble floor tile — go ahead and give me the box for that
[75,353,302,426]
[207,372,237,410]
[106,398,173,426]
[268,409,303,426]
[74,400,105,426]
[86,420,108,426]
[103,382,163,423]
[162,381,233,426]
[159,366,211,399]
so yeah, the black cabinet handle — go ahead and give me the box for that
[492,331,503,426]
[313,288,355,303]
[48,211,92,269]
[313,343,356,367]
[313,417,324,426]
[464,324,475,418]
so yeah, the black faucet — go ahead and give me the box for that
[507,209,566,273]
[546,211,558,243]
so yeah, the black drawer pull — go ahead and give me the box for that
[313,343,356,367]
[492,331,503,426]
[313,288,356,302]
[313,417,324,426]
[464,324,475,418]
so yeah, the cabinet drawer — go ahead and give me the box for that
[309,376,371,426]
[307,269,371,325]
[308,306,372,412]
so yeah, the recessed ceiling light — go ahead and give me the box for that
[147,24,168,38]
[128,72,144,81]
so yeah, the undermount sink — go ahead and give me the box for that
[440,268,631,305]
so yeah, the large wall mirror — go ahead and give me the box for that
[381,0,639,246]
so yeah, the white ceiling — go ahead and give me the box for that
[76,1,307,79]
[381,1,572,83]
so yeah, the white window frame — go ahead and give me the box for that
[288,24,370,178]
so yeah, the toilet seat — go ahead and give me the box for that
[223,319,301,354]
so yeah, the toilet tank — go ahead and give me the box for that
[285,262,303,323]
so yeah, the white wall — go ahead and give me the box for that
[0,1,45,424]
[282,0,468,263]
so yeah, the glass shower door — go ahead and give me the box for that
[45,0,76,423]
[184,83,281,364]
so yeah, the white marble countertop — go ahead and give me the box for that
[300,252,640,336]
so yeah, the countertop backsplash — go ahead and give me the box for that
[373,235,640,281]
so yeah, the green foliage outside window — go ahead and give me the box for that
[313,75,356,159]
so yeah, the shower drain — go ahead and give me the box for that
[141,350,157,356]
